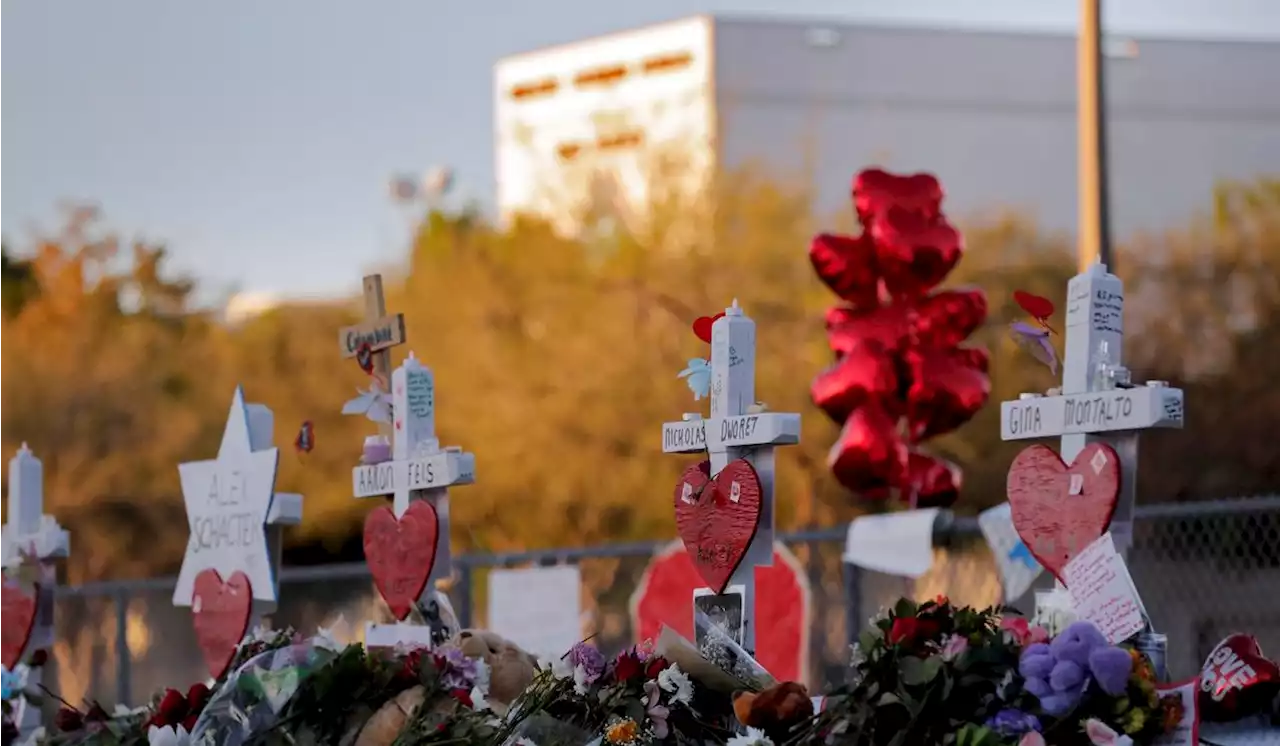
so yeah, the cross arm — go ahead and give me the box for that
[661,412,801,454]
[1000,383,1184,441]
[352,449,477,499]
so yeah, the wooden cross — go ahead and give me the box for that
[338,274,407,437]
[2,445,67,742]
[659,300,801,653]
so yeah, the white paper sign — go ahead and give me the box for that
[1152,679,1199,746]
[488,565,582,658]
[842,509,939,578]
[978,503,1044,602]
[1062,532,1145,644]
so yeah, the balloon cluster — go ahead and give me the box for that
[808,169,991,507]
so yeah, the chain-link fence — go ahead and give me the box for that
[41,496,1280,709]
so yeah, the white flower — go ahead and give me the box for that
[550,655,573,681]
[572,664,592,695]
[147,724,191,746]
[656,663,693,705]
[313,619,343,651]
[113,703,149,717]
[726,727,775,746]
[469,685,490,711]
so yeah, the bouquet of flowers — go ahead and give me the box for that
[507,642,735,745]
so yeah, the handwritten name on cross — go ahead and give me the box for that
[338,274,407,437]
[173,387,303,620]
[3,445,67,741]
[659,300,801,652]
[351,352,475,646]
[999,261,1185,558]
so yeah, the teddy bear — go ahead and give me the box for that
[733,681,815,742]
[1019,621,1133,716]
[445,628,539,714]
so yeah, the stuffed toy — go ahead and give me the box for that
[733,681,814,741]
[446,629,538,713]
[353,685,426,746]
[1019,621,1133,716]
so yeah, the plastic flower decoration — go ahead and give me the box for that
[678,358,712,400]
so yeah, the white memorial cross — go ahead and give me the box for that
[172,387,303,621]
[351,352,476,646]
[998,262,1184,605]
[338,274,408,439]
[659,300,801,652]
[2,445,68,741]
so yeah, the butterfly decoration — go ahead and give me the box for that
[1014,290,1057,334]
[678,358,712,400]
[341,382,393,424]
[1009,321,1059,375]
[294,421,315,457]
[1,666,21,700]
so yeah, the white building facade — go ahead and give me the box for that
[494,15,1280,237]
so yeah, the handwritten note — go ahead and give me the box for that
[1152,679,1199,746]
[1062,532,1145,644]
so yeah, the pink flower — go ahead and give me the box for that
[1001,617,1050,647]
[1019,732,1047,746]
[940,634,968,661]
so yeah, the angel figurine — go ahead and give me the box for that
[342,382,393,424]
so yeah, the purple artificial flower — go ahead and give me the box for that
[569,643,606,682]
[985,709,1042,738]
[644,680,670,739]
[440,647,480,690]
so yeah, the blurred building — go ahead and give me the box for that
[493,15,1280,236]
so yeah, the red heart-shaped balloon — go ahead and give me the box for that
[1,579,39,669]
[692,312,726,344]
[364,500,440,620]
[904,348,991,441]
[809,233,880,310]
[1006,443,1121,580]
[910,287,989,349]
[191,569,253,679]
[903,450,962,508]
[1200,634,1280,722]
[949,346,991,375]
[825,305,911,358]
[810,342,898,424]
[827,404,908,494]
[852,169,943,225]
[870,208,963,300]
[673,459,762,593]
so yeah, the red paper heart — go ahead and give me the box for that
[673,459,762,593]
[191,569,252,679]
[852,168,943,224]
[870,207,963,300]
[809,233,880,310]
[1006,443,1122,580]
[364,500,439,620]
[692,312,726,344]
[1,579,39,669]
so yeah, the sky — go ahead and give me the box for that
[4,0,1280,303]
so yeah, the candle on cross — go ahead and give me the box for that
[172,387,304,677]
[999,262,1184,625]
[2,445,67,740]
[659,300,801,654]
[342,289,475,648]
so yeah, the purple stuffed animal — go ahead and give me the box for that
[1019,621,1134,716]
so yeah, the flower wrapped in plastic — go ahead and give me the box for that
[691,608,775,693]
[188,639,339,746]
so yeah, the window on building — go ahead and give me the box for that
[574,64,629,88]
[510,78,559,101]
[642,51,693,74]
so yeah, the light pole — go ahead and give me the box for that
[1077,0,1113,272]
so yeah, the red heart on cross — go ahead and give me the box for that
[1007,443,1122,581]
[673,459,762,593]
[191,569,253,679]
[692,312,726,344]
[364,500,439,620]
[2,579,39,669]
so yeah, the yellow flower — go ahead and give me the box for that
[1122,708,1147,734]
[606,718,640,744]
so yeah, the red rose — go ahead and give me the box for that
[54,707,84,733]
[187,682,212,713]
[29,649,48,667]
[614,653,643,683]
[85,703,110,723]
[450,688,473,708]
[645,656,669,679]
[182,713,200,732]
[916,618,942,641]
[888,617,919,645]
[153,688,188,726]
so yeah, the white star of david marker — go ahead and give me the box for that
[172,387,282,606]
